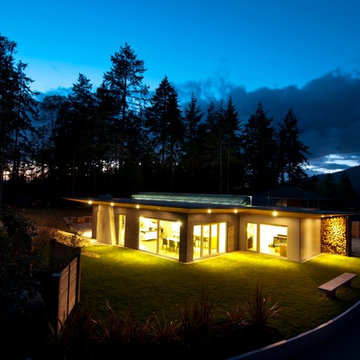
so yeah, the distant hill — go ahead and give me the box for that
[314,165,360,196]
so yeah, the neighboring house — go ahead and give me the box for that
[67,192,352,263]
[253,186,330,209]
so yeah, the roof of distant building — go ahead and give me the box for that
[254,186,329,201]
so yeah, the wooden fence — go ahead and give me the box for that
[48,241,81,335]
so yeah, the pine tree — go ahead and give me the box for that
[202,98,240,193]
[223,97,241,193]
[0,34,37,206]
[53,74,96,195]
[104,43,148,122]
[278,109,310,184]
[182,93,203,178]
[243,102,278,192]
[103,43,149,175]
[146,76,183,190]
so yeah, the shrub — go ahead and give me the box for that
[149,310,179,345]
[244,284,281,328]
[47,304,98,359]
[225,301,248,332]
[177,291,213,347]
[96,301,150,356]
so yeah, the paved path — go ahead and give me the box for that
[230,300,360,360]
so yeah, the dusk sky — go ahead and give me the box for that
[1,0,360,175]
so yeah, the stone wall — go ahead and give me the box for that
[321,217,348,255]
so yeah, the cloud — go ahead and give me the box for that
[176,70,360,172]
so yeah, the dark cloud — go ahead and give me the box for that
[176,70,360,167]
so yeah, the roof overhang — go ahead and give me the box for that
[65,197,353,219]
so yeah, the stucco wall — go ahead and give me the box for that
[96,205,116,245]
[300,218,321,261]
[92,205,98,239]
[239,214,300,262]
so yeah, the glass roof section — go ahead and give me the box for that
[131,192,252,206]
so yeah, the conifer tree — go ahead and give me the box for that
[53,74,96,195]
[146,76,183,190]
[103,44,149,174]
[183,93,203,177]
[242,102,278,192]
[0,34,37,205]
[278,109,310,184]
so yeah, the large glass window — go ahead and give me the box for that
[246,222,287,257]
[247,223,257,251]
[193,223,227,259]
[139,217,180,259]
[117,214,126,246]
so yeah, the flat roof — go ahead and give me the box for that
[65,193,353,219]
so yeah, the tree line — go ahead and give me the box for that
[0,34,310,206]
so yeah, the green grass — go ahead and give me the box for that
[81,246,360,339]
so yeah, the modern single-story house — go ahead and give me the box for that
[67,192,352,263]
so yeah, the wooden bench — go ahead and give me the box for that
[318,272,357,297]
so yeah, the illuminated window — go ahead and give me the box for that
[139,217,180,259]
[117,214,126,246]
[247,223,257,251]
[193,223,227,259]
[247,222,287,257]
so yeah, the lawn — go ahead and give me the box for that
[81,245,360,339]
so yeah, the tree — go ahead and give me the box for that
[182,93,203,178]
[277,109,310,184]
[201,98,241,193]
[53,74,96,195]
[146,76,184,190]
[102,43,149,178]
[223,97,241,193]
[104,43,148,123]
[10,61,38,181]
[242,102,278,192]
[0,34,37,206]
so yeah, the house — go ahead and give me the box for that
[253,186,330,209]
[66,192,352,263]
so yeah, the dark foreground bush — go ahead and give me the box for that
[39,286,282,360]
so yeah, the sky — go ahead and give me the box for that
[1,0,360,174]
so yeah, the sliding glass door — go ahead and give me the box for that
[193,222,227,259]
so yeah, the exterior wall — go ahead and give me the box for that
[321,216,348,256]
[112,207,138,248]
[92,205,98,239]
[96,205,116,245]
[92,203,332,263]
[112,207,188,261]
[300,218,321,261]
[187,213,239,262]
[239,214,300,262]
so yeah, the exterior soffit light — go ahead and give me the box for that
[110,202,114,206]
[136,204,140,209]
[88,200,93,205]
[234,209,238,214]
[207,209,212,214]
[272,211,278,217]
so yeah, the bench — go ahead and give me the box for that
[318,272,357,297]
